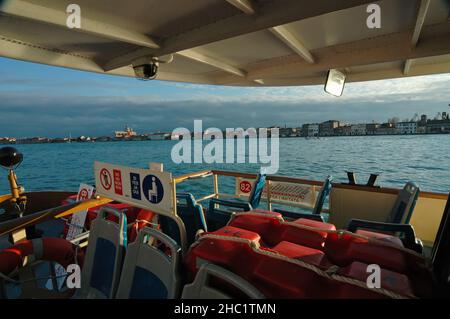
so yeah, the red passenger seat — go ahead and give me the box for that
[271,241,331,268]
[211,225,261,243]
[184,234,416,298]
[337,261,413,297]
[228,212,333,250]
[356,229,404,247]
[294,218,336,231]
[324,231,428,276]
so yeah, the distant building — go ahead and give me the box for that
[302,123,319,137]
[419,114,427,125]
[280,127,301,137]
[417,114,427,134]
[426,119,450,134]
[366,123,380,135]
[115,126,137,138]
[396,121,417,134]
[417,126,427,134]
[350,124,367,136]
[0,137,16,144]
[377,123,396,135]
[319,120,340,136]
[334,125,351,136]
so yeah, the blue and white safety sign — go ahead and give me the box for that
[94,161,174,215]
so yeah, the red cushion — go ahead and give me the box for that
[271,241,329,267]
[338,261,414,297]
[184,235,409,298]
[356,229,404,247]
[294,218,336,231]
[211,225,261,242]
[325,232,417,275]
[248,209,283,218]
[229,213,332,250]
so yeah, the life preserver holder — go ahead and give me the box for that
[0,237,83,298]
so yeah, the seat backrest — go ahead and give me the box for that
[182,263,265,299]
[387,182,419,224]
[312,175,333,215]
[79,207,127,298]
[248,174,266,209]
[115,227,181,299]
[159,193,207,246]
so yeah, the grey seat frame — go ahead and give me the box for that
[78,206,127,299]
[115,227,181,299]
[182,263,265,299]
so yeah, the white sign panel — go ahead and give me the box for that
[235,177,317,208]
[50,183,96,290]
[94,161,174,215]
[65,183,95,241]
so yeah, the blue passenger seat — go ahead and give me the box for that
[159,193,207,246]
[346,181,422,252]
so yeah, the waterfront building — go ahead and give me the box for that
[115,126,137,139]
[334,125,351,136]
[396,122,418,134]
[377,123,396,135]
[280,127,300,137]
[0,137,16,144]
[302,123,319,137]
[366,123,380,135]
[426,119,450,134]
[319,120,340,136]
[350,124,367,136]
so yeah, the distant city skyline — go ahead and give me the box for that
[1,57,450,138]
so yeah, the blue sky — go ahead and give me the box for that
[1,56,450,137]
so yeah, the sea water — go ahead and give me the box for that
[1,134,449,197]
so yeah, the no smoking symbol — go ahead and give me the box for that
[100,168,112,190]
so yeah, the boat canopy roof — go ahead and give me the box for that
[1,0,450,86]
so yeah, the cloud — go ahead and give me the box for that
[0,70,449,137]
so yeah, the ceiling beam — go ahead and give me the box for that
[403,59,413,75]
[220,59,450,86]
[177,50,246,77]
[103,0,377,71]
[0,35,104,73]
[404,0,431,75]
[214,21,450,82]
[0,0,160,49]
[411,0,431,47]
[269,26,314,63]
[0,35,214,84]
[178,49,268,85]
[225,0,257,14]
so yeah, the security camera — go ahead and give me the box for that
[133,62,159,80]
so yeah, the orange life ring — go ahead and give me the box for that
[0,237,82,276]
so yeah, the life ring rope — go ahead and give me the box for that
[0,237,81,292]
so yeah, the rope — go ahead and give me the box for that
[0,241,81,287]
[0,270,68,286]
[134,219,159,228]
